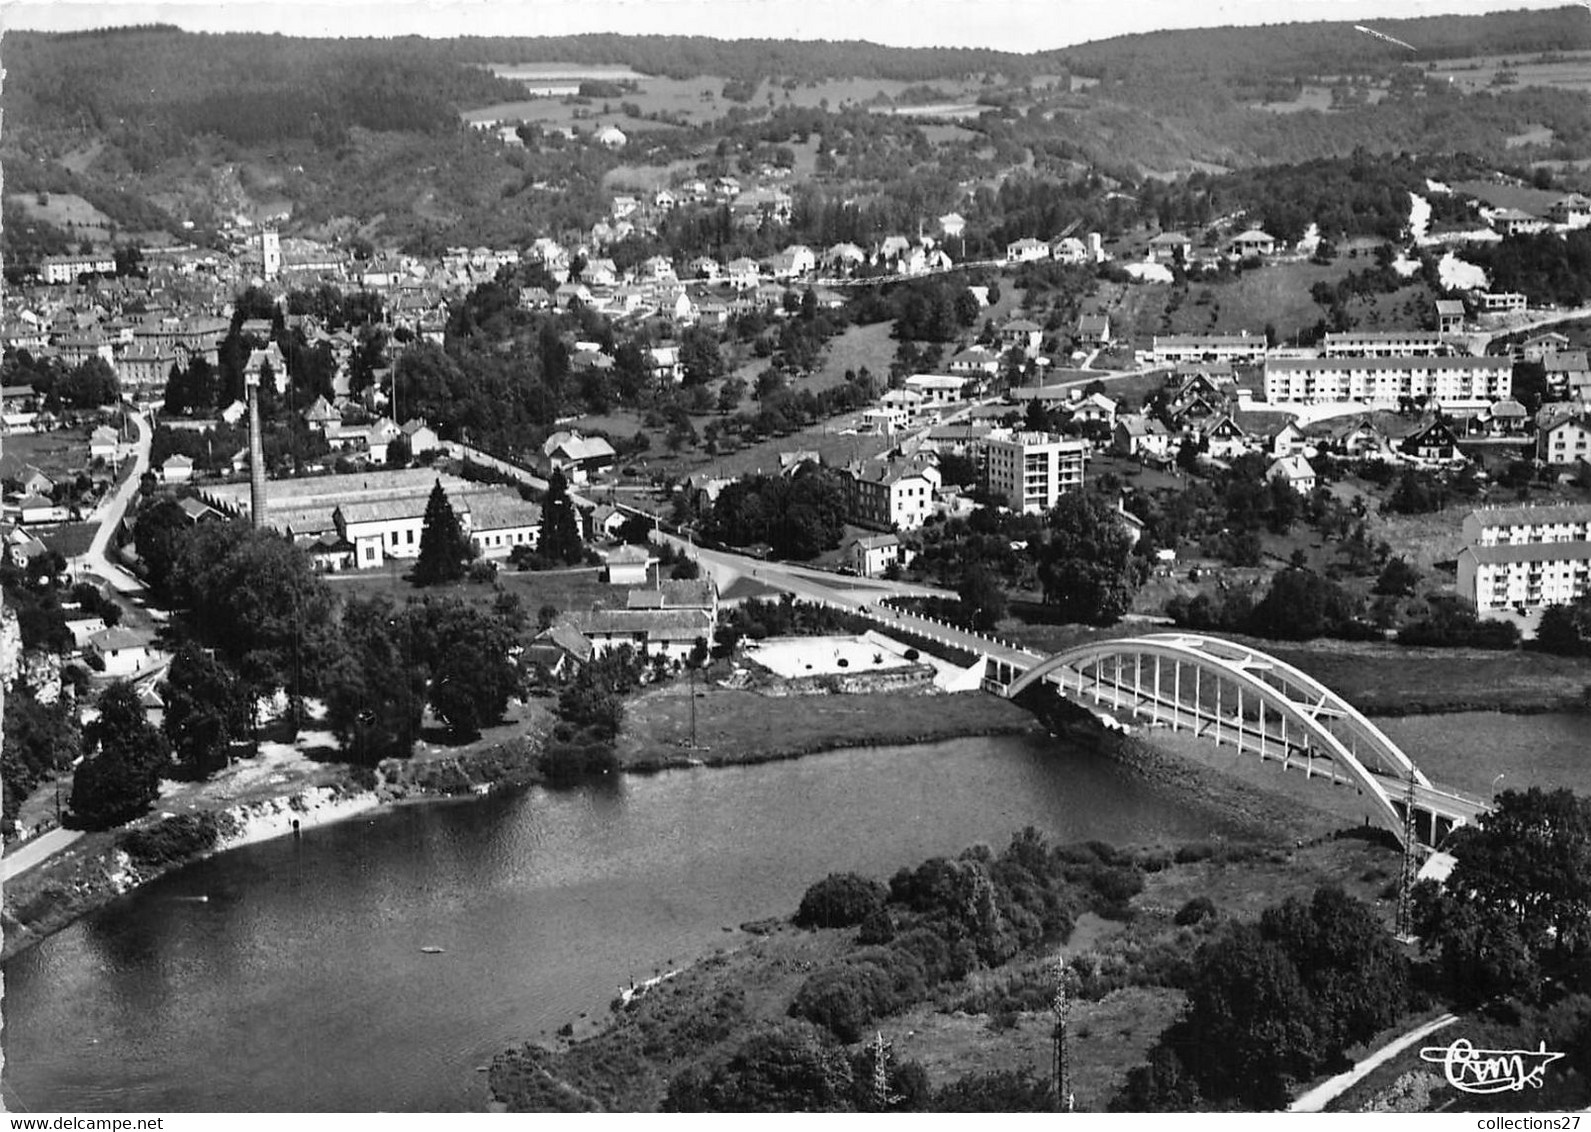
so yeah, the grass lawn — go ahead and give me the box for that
[615,684,1038,767]
[809,320,897,392]
[1263,639,1591,716]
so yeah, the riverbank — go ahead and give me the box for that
[0,704,558,962]
[0,779,382,962]
[488,811,1405,1112]
[0,686,1044,963]
[616,685,1043,771]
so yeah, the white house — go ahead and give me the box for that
[90,627,153,677]
[1006,238,1049,264]
[1267,454,1317,494]
[602,544,653,585]
[159,454,195,484]
[846,533,902,578]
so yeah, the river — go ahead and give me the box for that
[2,732,1231,1114]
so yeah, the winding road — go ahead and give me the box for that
[81,409,153,594]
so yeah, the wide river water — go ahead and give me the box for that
[4,714,1584,1112]
[2,733,1228,1113]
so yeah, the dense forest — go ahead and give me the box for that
[1056,7,1591,92]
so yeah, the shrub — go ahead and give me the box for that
[1174,896,1218,927]
[540,732,619,782]
[119,812,223,867]
[788,960,895,1042]
[794,872,888,929]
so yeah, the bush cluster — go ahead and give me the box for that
[118,812,224,867]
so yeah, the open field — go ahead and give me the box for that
[810,320,897,391]
[616,683,1038,769]
[1425,52,1591,94]
[0,431,93,482]
[4,192,116,240]
[1095,260,1400,344]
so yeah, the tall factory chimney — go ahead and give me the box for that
[246,371,268,530]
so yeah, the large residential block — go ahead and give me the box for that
[1463,504,1591,547]
[1458,504,1591,612]
[1150,333,1268,366]
[1321,331,1447,358]
[978,431,1087,514]
[1262,356,1511,409]
[1459,541,1591,613]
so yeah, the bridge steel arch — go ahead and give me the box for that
[1006,633,1432,837]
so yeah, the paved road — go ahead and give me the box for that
[1288,1013,1459,1113]
[82,409,152,594]
[1,826,85,882]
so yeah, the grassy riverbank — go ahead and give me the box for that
[616,686,1042,770]
[1002,624,1591,716]
[488,824,1407,1112]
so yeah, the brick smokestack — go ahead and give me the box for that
[247,372,268,530]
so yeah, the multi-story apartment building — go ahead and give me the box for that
[1459,542,1591,613]
[846,457,941,531]
[978,431,1087,514]
[1263,356,1510,410]
[1458,504,1591,612]
[40,254,116,285]
[1321,331,1447,358]
[1462,504,1591,547]
[1150,333,1268,367]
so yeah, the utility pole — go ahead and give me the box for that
[687,660,698,749]
[1052,958,1074,1112]
[870,1031,899,1111]
[1395,768,1420,941]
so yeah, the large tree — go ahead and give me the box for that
[322,596,428,764]
[170,522,340,698]
[538,469,585,566]
[680,326,726,387]
[957,563,1008,632]
[1419,787,1591,1003]
[162,644,251,776]
[1036,491,1143,624]
[131,496,191,599]
[406,597,521,738]
[70,682,171,828]
[413,480,472,586]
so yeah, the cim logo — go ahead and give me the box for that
[1418,1038,1566,1095]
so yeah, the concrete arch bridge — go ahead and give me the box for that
[988,633,1487,851]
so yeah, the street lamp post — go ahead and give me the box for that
[1491,773,1506,801]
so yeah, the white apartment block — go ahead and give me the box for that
[1321,331,1446,358]
[979,431,1087,514]
[1459,542,1591,612]
[41,254,116,284]
[1458,505,1591,612]
[1462,504,1591,547]
[1263,356,1510,409]
[1150,334,1268,366]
